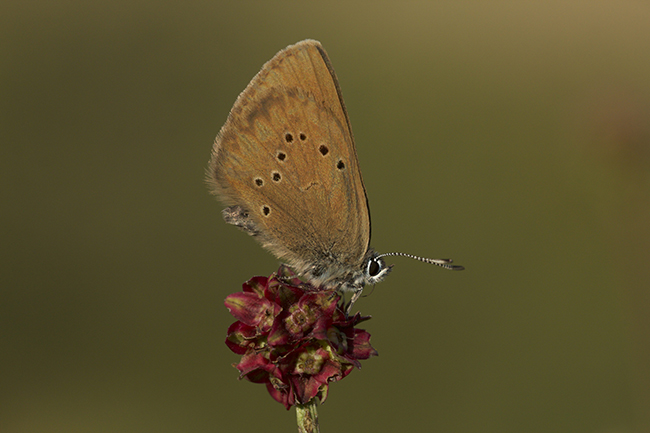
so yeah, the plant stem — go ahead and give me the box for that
[295,399,319,433]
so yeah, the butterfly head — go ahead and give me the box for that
[313,249,393,294]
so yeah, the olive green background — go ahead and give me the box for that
[2,2,649,432]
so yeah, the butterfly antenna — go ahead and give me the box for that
[377,252,465,271]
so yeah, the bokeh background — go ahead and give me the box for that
[2,1,649,432]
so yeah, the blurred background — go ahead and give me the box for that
[2,1,649,432]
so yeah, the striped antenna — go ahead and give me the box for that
[376,252,465,271]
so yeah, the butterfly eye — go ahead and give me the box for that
[367,259,381,277]
[364,255,392,286]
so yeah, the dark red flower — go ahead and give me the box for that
[224,265,377,409]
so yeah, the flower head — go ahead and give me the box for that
[224,265,377,409]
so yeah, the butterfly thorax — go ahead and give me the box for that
[297,248,392,293]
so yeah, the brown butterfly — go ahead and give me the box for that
[208,39,463,311]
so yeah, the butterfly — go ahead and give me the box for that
[208,40,463,311]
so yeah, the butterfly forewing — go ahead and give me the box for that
[209,40,371,285]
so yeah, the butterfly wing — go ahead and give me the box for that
[208,40,371,287]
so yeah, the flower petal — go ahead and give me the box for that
[225,321,261,354]
[243,276,268,296]
[225,292,275,327]
[350,329,379,360]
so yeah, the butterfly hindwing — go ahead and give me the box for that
[209,40,371,286]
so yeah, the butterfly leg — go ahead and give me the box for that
[345,288,364,316]
[222,205,260,236]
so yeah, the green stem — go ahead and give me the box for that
[295,399,319,433]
